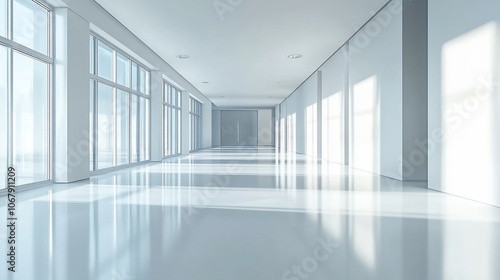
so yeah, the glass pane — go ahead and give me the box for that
[131,62,138,91]
[13,0,49,55]
[116,90,129,165]
[167,107,172,156]
[168,107,172,155]
[89,80,94,171]
[131,94,138,162]
[13,52,49,185]
[177,110,181,154]
[138,98,149,160]
[139,67,147,94]
[97,41,113,81]
[163,83,168,103]
[139,97,144,160]
[172,108,177,154]
[166,85,171,104]
[97,83,114,169]
[0,0,7,38]
[89,37,94,75]
[169,84,173,103]
[163,107,168,156]
[116,53,130,87]
[0,46,7,188]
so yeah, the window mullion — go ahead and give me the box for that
[113,88,117,167]
[92,80,97,171]
[7,46,12,166]
[8,0,12,40]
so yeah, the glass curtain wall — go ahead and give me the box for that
[189,98,202,152]
[1,0,51,187]
[89,35,150,171]
[163,83,181,157]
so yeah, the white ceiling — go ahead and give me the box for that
[95,0,390,108]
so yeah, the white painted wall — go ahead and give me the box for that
[278,0,427,181]
[428,0,500,207]
[302,74,319,157]
[202,102,213,149]
[53,8,90,183]
[257,109,274,146]
[280,73,320,156]
[212,104,221,148]
[348,2,403,179]
[319,45,349,164]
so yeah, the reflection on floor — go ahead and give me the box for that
[1,147,500,280]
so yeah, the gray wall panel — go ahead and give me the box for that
[220,110,258,146]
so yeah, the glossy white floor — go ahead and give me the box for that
[1,147,500,280]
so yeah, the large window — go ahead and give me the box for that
[189,98,202,152]
[90,35,150,171]
[1,0,51,186]
[164,83,181,157]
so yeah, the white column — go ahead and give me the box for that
[202,102,213,148]
[316,71,323,159]
[181,91,190,155]
[150,71,163,162]
[53,8,90,183]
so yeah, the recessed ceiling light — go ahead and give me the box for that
[176,54,190,59]
[288,54,303,59]
[202,82,210,84]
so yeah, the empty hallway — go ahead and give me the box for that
[2,148,499,279]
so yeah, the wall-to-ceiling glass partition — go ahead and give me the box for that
[163,83,181,157]
[189,98,202,152]
[1,0,51,187]
[90,35,150,171]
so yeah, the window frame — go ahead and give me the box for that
[0,0,52,187]
[163,82,182,157]
[89,34,151,172]
[189,97,202,152]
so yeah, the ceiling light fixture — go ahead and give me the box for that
[176,54,190,59]
[288,54,303,59]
